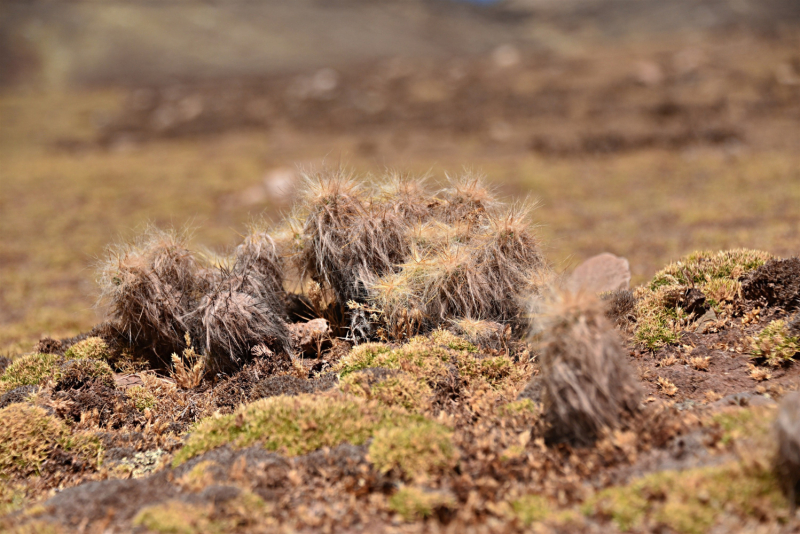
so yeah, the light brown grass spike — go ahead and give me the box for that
[536,291,641,446]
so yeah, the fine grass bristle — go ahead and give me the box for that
[234,225,285,301]
[437,172,498,224]
[97,226,203,360]
[377,172,435,223]
[298,170,411,307]
[197,269,292,373]
[536,291,641,446]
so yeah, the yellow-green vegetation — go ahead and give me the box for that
[336,341,451,378]
[634,249,773,349]
[750,320,800,366]
[368,420,457,479]
[56,358,114,387]
[63,337,109,361]
[583,461,785,534]
[0,353,60,395]
[0,404,101,478]
[0,483,27,516]
[127,385,157,412]
[133,501,225,534]
[510,494,551,526]
[340,370,431,412]
[173,394,424,466]
[133,492,271,534]
[389,486,456,521]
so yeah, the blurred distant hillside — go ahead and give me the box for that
[2,0,799,88]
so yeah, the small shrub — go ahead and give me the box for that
[0,353,61,395]
[389,486,456,521]
[750,320,800,366]
[196,271,292,372]
[63,337,109,361]
[368,419,457,479]
[536,292,641,446]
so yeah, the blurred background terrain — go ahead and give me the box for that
[1,0,799,352]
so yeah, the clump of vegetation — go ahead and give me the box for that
[583,460,785,533]
[536,292,640,445]
[634,249,773,349]
[53,358,114,391]
[196,270,292,372]
[0,404,100,478]
[296,170,409,308]
[173,394,421,465]
[126,385,157,412]
[389,486,456,521]
[750,319,800,366]
[97,227,204,361]
[775,392,800,510]
[0,353,61,395]
[63,337,109,361]
[368,420,457,479]
[742,257,800,310]
[510,494,552,526]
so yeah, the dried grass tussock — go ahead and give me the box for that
[97,227,203,360]
[536,291,641,446]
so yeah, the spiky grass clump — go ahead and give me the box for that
[750,320,800,366]
[98,227,203,358]
[776,392,800,510]
[367,204,544,338]
[436,173,498,224]
[197,272,292,373]
[536,292,640,446]
[297,170,409,306]
[233,226,286,313]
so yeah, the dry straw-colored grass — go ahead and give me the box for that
[535,291,641,446]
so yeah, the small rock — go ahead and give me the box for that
[693,308,717,333]
[114,373,144,390]
[289,318,331,356]
[567,253,631,294]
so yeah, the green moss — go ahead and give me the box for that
[456,354,517,388]
[0,353,60,394]
[368,419,456,479]
[583,460,786,533]
[133,501,226,534]
[750,320,800,366]
[648,249,773,291]
[127,385,157,412]
[634,249,772,349]
[511,494,552,526]
[173,395,422,466]
[389,486,456,521]
[428,329,478,352]
[340,371,432,413]
[63,337,110,361]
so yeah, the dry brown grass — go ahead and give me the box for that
[536,291,641,446]
[776,391,800,511]
[97,227,203,364]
